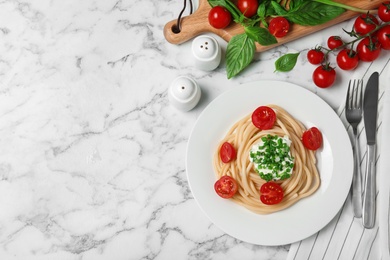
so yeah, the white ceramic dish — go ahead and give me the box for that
[186,81,353,246]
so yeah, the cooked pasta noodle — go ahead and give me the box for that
[213,104,320,214]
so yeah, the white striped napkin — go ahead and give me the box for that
[287,57,390,260]
[378,71,390,260]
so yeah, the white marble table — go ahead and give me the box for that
[0,0,381,259]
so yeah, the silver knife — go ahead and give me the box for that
[362,71,379,229]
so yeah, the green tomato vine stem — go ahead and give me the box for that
[313,0,376,13]
[320,20,390,64]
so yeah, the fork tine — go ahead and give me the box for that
[359,79,363,109]
[353,79,358,109]
[346,80,351,109]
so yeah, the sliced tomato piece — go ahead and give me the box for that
[214,176,238,199]
[302,127,323,150]
[260,182,284,205]
[251,106,276,130]
[219,142,236,163]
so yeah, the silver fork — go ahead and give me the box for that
[345,79,363,218]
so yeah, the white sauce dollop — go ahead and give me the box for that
[249,135,294,181]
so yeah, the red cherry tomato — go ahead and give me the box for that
[377,25,390,50]
[312,64,336,88]
[336,49,359,70]
[327,36,343,50]
[208,6,232,29]
[251,106,276,130]
[260,182,284,205]
[379,1,390,22]
[268,17,290,38]
[357,37,381,62]
[307,49,325,65]
[237,0,258,18]
[219,142,236,163]
[214,176,238,199]
[302,127,323,150]
[354,13,379,35]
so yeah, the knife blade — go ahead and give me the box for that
[362,71,379,229]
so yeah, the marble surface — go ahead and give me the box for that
[0,0,382,259]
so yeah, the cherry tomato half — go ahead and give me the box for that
[260,182,284,205]
[251,106,276,130]
[354,13,379,36]
[208,6,232,29]
[219,142,236,163]
[302,127,323,150]
[214,176,238,199]
[377,25,390,50]
[327,36,343,50]
[307,49,325,65]
[268,17,290,38]
[357,37,381,62]
[379,1,390,22]
[336,49,359,71]
[312,64,336,88]
[237,0,258,18]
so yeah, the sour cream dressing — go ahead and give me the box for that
[249,135,294,181]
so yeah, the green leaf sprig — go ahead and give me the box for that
[275,52,300,72]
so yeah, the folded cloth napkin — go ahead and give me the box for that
[378,71,390,260]
[287,57,390,260]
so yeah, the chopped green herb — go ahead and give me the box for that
[249,134,295,181]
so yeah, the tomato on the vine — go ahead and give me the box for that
[312,64,336,88]
[214,176,238,199]
[307,49,325,65]
[378,1,390,22]
[377,25,390,50]
[251,106,276,130]
[354,13,379,35]
[302,127,323,150]
[260,182,284,205]
[219,142,236,163]
[336,49,359,70]
[237,0,258,18]
[327,36,343,50]
[357,37,381,62]
[268,17,290,38]
[208,6,232,29]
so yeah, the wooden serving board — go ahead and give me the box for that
[164,0,382,52]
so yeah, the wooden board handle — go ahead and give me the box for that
[163,0,246,46]
[164,0,382,52]
[164,0,214,45]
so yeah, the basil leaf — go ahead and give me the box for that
[257,2,266,18]
[284,2,345,26]
[289,0,304,9]
[226,34,255,79]
[262,0,277,16]
[271,1,288,16]
[245,26,277,46]
[275,53,300,72]
[257,1,277,26]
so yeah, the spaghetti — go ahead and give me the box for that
[213,104,320,214]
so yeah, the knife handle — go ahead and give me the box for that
[362,144,376,228]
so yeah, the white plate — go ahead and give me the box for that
[186,81,353,246]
